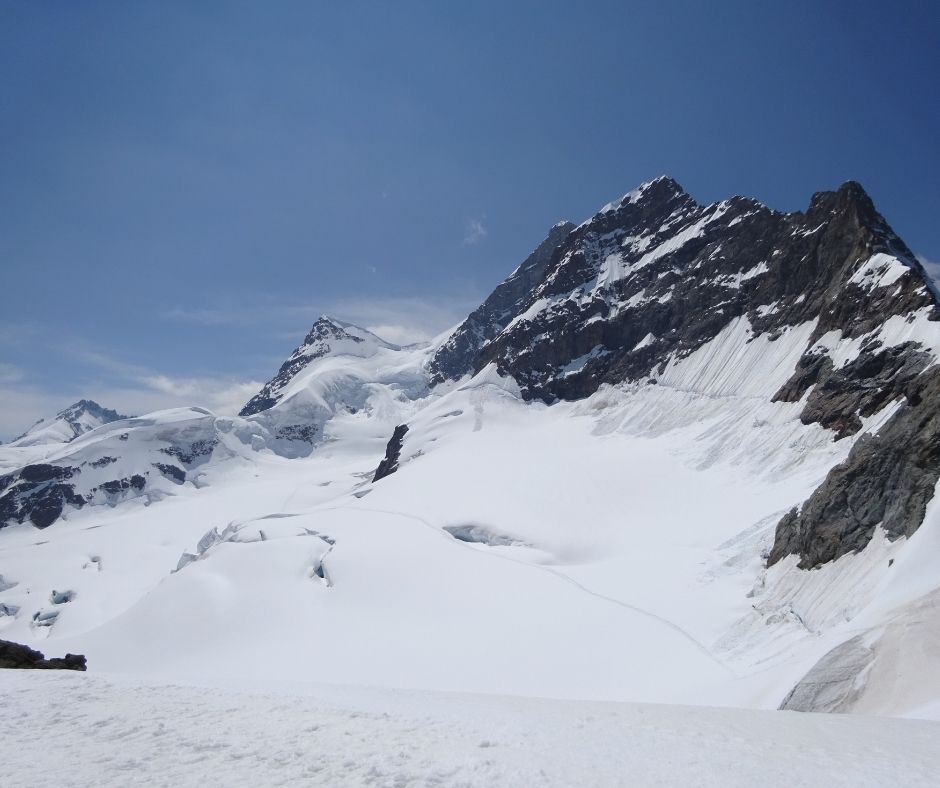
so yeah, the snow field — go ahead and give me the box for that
[3,670,940,788]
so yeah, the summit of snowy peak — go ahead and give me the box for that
[238,315,404,417]
[58,400,127,423]
[599,175,690,215]
[11,399,129,447]
[300,315,399,353]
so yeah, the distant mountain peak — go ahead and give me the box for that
[599,175,690,215]
[239,316,398,417]
[58,399,126,423]
[12,399,128,447]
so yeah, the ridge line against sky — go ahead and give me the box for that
[1,1,938,438]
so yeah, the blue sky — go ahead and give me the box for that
[1,1,938,437]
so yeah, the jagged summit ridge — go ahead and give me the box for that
[598,174,689,215]
[426,177,940,568]
[430,177,937,403]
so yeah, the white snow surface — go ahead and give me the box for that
[3,670,939,788]
[4,310,940,749]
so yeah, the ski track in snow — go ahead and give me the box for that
[314,503,733,674]
[3,670,938,788]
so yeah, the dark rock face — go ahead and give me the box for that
[153,463,186,484]
[430,178,935,404]
[160,438,217,466]
[0,639,87,671]
[373,425,409,482]
[429,176,940,567]
[429,221,575,383]
[0,462,160,529]
[0,464,85,529]
[768,365,940,568]
[774,344,932,439]
[100,475,146,496]
[274,424,318,443]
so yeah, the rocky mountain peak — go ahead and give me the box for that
[239,316,397,417]
[12,399,128,447]
[58,400,126,424]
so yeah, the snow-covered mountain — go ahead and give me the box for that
[2,177,940,722]
[10,400,128,448]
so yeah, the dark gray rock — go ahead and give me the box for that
[0,638,87,671]
[768,365,940,568]
[0,464,85,529]
[373,425,409,482]
[433,178,935,405]
[774,343,932,439]
[429,221,575,383]
[153,463,186,484]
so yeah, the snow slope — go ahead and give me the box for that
[2,324,937,716]
[4,671,939,788]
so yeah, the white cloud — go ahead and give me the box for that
[463,217,488,245]
[136,375,263,415]
[0,290,484,439]
[916,253,940,286]
[0,348,264,441]
[324,295,480,345]
[161,292,482,346]
[0,384,73,441]
[0,363,25,385]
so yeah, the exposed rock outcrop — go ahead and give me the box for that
[768,365,940,568]
[373,425,409,482]
[0,639,87,671]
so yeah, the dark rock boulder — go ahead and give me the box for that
[0,639,87,671]
[373,425,409,482]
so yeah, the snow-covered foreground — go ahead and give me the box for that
[4,670,939,788]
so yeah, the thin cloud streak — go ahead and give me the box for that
[162,292,480,345]
[463,218,488,245]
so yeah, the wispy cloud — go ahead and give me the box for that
[2,290,484,439]
[916,253,940,285]
[0,363,25,385]
[324,295,479,344]
[161,292,482,346]
[463,217,488,245]
[74,349,264,417]
[161,306,242,326]
[0,347,264,441]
